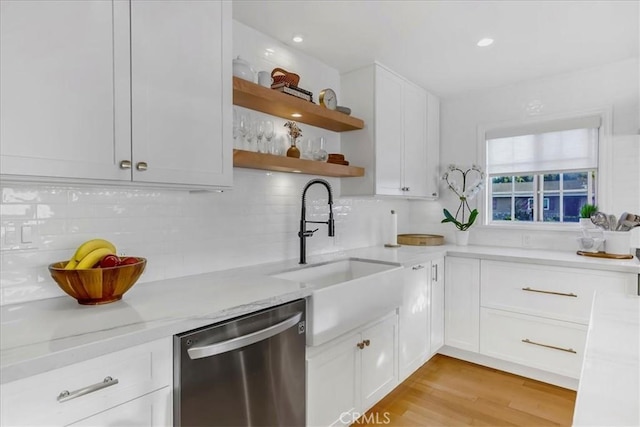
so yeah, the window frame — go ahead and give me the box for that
[475,108,612,231]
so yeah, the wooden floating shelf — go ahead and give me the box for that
[232,77,364,132]
[233,150,365,178]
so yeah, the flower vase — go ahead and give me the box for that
[455,230,470,246]
[579,218,594,229]
[286,136,301,158]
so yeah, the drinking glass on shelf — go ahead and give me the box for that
[301,138,314,159]
[232,109,241,149]
[245,120,257,152]
[238,113,250,150]
[313,137,328,161]
[264,121,276,154]
[256,121,266,153]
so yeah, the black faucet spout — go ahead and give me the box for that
[299,179,335,264]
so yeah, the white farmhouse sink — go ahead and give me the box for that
[271,258,403,346]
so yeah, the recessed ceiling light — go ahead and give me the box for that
[292,35,304,43]
[477,38,494,47]
[291,113,302,118]
[266,48,275,53]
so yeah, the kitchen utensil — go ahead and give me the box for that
[49,258,146,305]
[590,212,609,230]
[608,214,617,231]
[603,231,632,255]
[616,212,640,231]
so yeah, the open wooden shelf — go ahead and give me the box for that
[232,77,364,132]
[233,150,365,178]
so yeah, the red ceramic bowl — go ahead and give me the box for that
[48,258,146,305]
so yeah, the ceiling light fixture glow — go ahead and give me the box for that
[292,35,304,43]
[477,38,494,47]
[291,113,302,118]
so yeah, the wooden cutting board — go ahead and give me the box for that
[397,234,444,246]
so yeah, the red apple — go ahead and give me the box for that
[99,254,120,268]
[120,256,139,266]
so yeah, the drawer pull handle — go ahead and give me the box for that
[412,265,425,270]
[357,341,365,350]
[522,287,577,298]
[57,376,119,403]
[363,339,370,347]
[521,338,576,354]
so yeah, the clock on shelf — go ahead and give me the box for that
[319,88,337,110]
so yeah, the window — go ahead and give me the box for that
[486,116,600,224]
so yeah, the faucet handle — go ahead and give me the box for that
[299,228,319,238]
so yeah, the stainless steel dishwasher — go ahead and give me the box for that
[174,299,306,426]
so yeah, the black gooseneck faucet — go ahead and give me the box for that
[299,178,335,264]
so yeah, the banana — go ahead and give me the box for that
[66,239,116,269]
[75,247,115,269]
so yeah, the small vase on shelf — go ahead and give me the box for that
[286,136,301,158]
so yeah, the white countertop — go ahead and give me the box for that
[572,292,640,427]
[1,244,638,384]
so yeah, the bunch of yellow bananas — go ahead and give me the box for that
[65,239,116,270]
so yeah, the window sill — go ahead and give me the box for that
[478,222,583,233]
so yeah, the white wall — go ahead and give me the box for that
[0,22,416,306]
[429,58,640,250]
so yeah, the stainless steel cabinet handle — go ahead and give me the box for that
[57,376,119,403]
[412,264,425,270]
[521,338,576,354]
[136,162,148,171]
[432,263,438,282]
[119,160,132,169]
[522,287,577,298]
[187,312,303,360]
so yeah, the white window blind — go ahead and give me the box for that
[486,116,600,175]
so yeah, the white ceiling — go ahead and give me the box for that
[232,0,639,98]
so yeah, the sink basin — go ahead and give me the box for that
[271,258,403,346]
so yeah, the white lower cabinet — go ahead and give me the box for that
[307,311,398,427]
[398,256,445,381]
[444,257,480,352]
[444,255,637,381]
[69,387,172,427]
[429,257,445,355]
[398,261,430,381]
[0,337,172,427]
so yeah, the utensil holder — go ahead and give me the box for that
[603,231,632,255]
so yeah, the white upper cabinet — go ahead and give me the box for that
[130,0,231,187]
[341,63,440,199]
[0,0,130,182]
[0,0,232,189]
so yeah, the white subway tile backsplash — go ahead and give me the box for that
[0,170,417,306]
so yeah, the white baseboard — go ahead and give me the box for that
[438,345,579,391]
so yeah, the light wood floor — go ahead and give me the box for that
[356,355,576,426]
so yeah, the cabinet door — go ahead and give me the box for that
[445,257,480,352]
[360,313,398,411]
[130,0,232,187]
[402,82,428,197]
[430,257,445,354]
[374,67,404,196]
[425,92,440,199]
[68,387,172,427]
[307,334,361,427]
[0,0,131,181]
[399,262,430,381]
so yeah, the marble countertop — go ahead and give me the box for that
[1,244,638,384]
[572,292,640,426]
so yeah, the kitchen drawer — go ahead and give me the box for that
[480,308,587,379]
[480,260,634,324]
[1,337,172,426]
